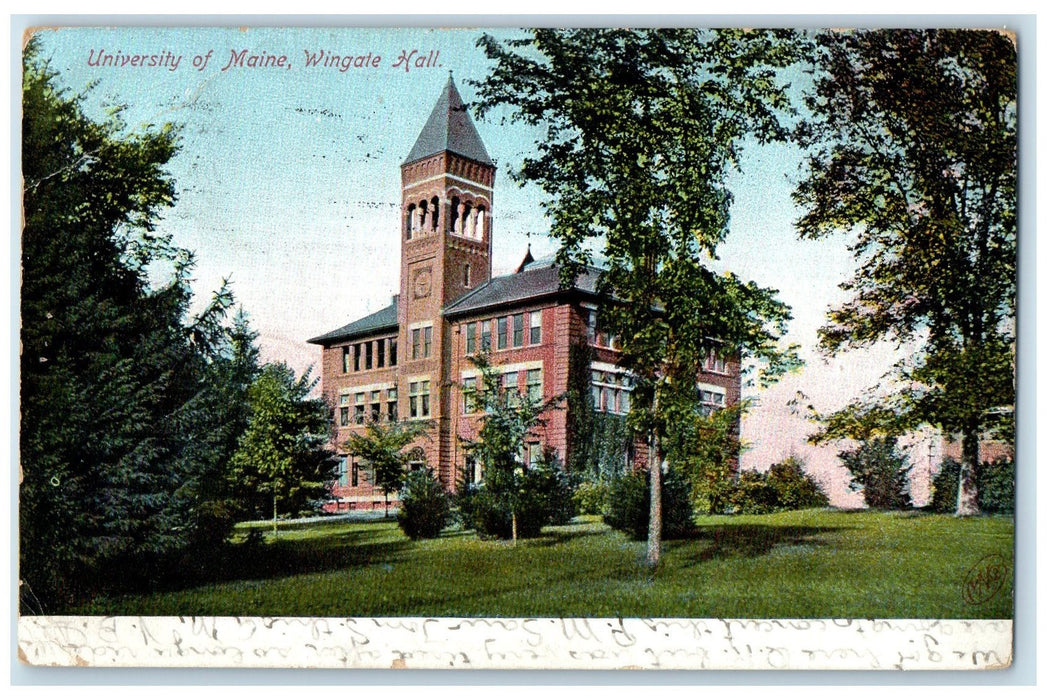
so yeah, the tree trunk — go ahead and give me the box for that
[272,491,278,538]
[955,424,981,516]
[646,428,662,569]
[385,491,390,518]
[512,509,518,546]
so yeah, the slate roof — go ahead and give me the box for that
[404,74,493,166]
[307,299,398,345]
[443,257,601,318]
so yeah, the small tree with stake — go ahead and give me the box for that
[460,353,563,544]
[345,421,430,518]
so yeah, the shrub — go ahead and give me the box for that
[454,459,574,539]
[765,457,830,510]
[838,437,912,510]
[397,469,451,539]
[727,470,781,514]
[573,481,609,515]
[930,457,1014,514]
[604,469,695,541]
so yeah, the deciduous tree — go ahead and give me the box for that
[344,420,430,517]
[474,29,802,565]
[794,30,1017,516]
[230,363,335,534]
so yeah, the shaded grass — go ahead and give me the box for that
[76,509,1014,619]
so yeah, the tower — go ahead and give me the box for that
[397,74,495,481]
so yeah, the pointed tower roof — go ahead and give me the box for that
[404,74,493,166]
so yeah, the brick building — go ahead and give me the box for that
[308,76,741,509]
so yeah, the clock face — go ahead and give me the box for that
[413,268,432,299]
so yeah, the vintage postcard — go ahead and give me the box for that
[16,24,1019,670]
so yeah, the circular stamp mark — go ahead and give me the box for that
[962,553,1009,605]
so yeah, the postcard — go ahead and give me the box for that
[16,24,1018,670]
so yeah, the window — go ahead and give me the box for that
[464,454,479,484]
[586,310,597,344]
[526,442,542,468]
[354,392,366,424]
[526,368,542,402]
[481,320,492,351]
[364,341,373,370]
[503,371,519,407]
[409,380,431,419]
[705,351,727,374]
[337,456,348,486]
[353,343,362,372]
[342,347,351,374]
[464,263,472,288]
[351,459,359,487]
[466,322,477,355]
[462,376,478,414]
[529,311,542,345]
[387,386,398,422]
[412,326,432,359]
[389,338,398,366]
[497,317,508,350]
[376,339,385,368]
[591,369,633,415]
[339,394,351,427]
[512,313,524,347]
[699,388,726,417]
[370,390,381,423]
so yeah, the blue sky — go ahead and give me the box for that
[27,26,923,505]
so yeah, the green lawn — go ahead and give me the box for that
[76,509,1014,619]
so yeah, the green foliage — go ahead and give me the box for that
[345,420,430,516]
[459,353,565,540]
[19,40,264,611]
[795,30,1017,515]
[456,457,575,540]
[573,481,610,516]
[702,457,829,515]
[838,438,913,510]
[474,28,804,563]
[230,363,335,520]
[930,456,1014,515]
[666,400,745,513]
[397,469,451,539]
[604,469,696,541]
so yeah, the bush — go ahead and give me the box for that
[930,457,1014,514]
[397,470,451,539]
[839,437,912,510]
[603,469,695,541]
[765,457,830,510]
[454,459,574,539]
[573,481,609,515]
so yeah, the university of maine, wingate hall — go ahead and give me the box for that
[307,76,741,510]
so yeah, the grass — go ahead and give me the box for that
[75,509,1014,619]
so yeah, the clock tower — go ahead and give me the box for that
[397,74,495,478]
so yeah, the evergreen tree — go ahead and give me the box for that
[20,40,212,609]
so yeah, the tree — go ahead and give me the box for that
[230,363,335,534]
[794,30,1017,516]
[460,353,563,543]
[20,40,256,609]
[344,420,429,517]
[474,29,802,565]
[838,437,913,510]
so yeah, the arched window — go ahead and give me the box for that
[429,196,440,231]
[405,204,416,239]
